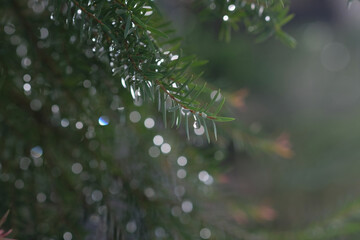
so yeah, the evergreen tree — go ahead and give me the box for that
[0,0,296,239]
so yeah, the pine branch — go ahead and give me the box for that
[60,0,234,141]
[200,0,296,47]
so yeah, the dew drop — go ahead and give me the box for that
[200,228,211,239]
[98,116,109,126]
[153,135,164,146]
[177,156,187,166]
[193,121,200,129]
[121,78,127,88]
[63,232,72,240]
[126,221,137,233]
[228,4,235,11]
[181,200,193,213]
[31,146,43,158]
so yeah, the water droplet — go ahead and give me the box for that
[181,200,193,213]
[23,83,31,91]
[16,44,27,57]
[4,24,15,35]
[83,79,91,88]
[129,111,141,123]
[258,6,264,16]
[63,232,72,240]
[198,170,209,182]
[15,179,24,189]
[228,4,235,11]
[155,227,166,238]
[40,27,49,39]
[98,116,109,126]
[193,121,200,129]
[71,163,83,174]
[75,121,83,129]
[20,157,31,170]
[160,143,171,154]
[144,118,155,129]
[121,78,127,88]
[177,156,187,166]
[61,118,70,127]
[51,105,59,113]
[21,57,32,68]
[177,169,187,179]
[30,99,42,111]
[200,228,211,239]
[91,190,103,201]
[174,185,185,197]
[148,146,160,158]
[144,10,153,16]
[130,85,136,99]
[144,187,155,198]
[153,135,164,146]
[31,146,43,158]
[126,221,137,233]
[23,74,31,82]
[194,125,204,135]
[36,192,46,203]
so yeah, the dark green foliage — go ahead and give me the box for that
[0,0,298,239]
[198,0,296,47]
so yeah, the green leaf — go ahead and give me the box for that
[278,14,295,27]
[124,14,132,38]
[275,29,296,48]
[185,112,190,140]
[160,36,182,45]
[212,120,217,141]
[162,94,167,128]
[191,60,209,67]
[132,15,147,29]
[204,90,220,112]
[188,82,206,105]
[157,87,161,112]
[214,96,225,116]
[175,77,193,95]
[212,116,235,122]
[201,117,210,143]
[171,108,177,128]
[255,29,275,44]
[176,107,182,129]
[146,25,168,38]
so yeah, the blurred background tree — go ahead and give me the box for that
[2,0,360,240]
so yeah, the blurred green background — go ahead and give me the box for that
[162,0,360,232]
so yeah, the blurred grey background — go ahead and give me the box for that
[160,0,360,231]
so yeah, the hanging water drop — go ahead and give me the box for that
[130,85,136,100]
[98,116,109,126]
[121,78,127,88]
[193,121,200,129]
